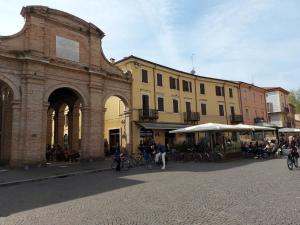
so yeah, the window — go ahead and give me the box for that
[229,88,233,98]
[142,94,149,117]
[157,73,163,86]
[201,103,207,115]
[245,108,249,118]
[267,102,273,113]
[157,97,164,112]
[216,86,224,96]
[200,83,205,95]
[260,95,263,104]
[142,69,148,83]
[182,80,192,92]
[253,93,255,102]
[169,77,180,90]
[219,105,224,116]
[142,94,149,110]
[173,99,179,113]
[230,106,235,116]
[185,101,191,113]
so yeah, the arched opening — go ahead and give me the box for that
[104,96,130,156]
[46,88,82,162]
[0,80,14,165]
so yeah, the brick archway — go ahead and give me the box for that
[0,6,132,167]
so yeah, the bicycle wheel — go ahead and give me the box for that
[294,157,298,168]
[287,157,293,170]
[121,160,130,171]
[111,160,118,169]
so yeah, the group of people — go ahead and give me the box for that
[46,144,80,162]
[279,134,300,159]
[138,140,166,170]
[241,139,277,158]
[241,134,300,159]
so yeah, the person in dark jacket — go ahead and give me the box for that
[155,142,166,170]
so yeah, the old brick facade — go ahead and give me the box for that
[0,6,132,167]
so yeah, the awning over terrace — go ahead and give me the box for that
[137,122,189,130]
[278,128,300,133]
[169,123,276,133]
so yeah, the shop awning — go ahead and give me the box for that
[137,122,189,130]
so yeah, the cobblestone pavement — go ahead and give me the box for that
[0,159,299,225]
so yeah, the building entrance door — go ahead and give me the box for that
[165,132,175,151]
[109,129,120,154]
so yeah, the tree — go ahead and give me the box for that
[289,89,300,114]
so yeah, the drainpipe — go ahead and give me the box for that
[223,82,229,124]
[194,77,198,123]
[238,83,244,123]
[152,65,157,111]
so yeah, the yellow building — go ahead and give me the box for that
[109,55,242,153]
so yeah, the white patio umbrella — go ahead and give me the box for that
[169,123,237,133]
[278,128,300,133]
[234,124,276,131]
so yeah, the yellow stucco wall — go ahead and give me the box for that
[116,57,242,153]
[104,96,127,148]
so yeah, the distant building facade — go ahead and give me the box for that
[238,82,268,125]
[265,87,291,127]
[115,56,242,152]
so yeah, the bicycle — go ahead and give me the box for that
[287,149,298,170]
[131,152,145,167]
[111,155,130,171]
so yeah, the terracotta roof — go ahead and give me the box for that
[263,87,290,94]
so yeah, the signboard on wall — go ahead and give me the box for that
[56,36,79,62]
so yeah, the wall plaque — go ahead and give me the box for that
[56,36,79,62]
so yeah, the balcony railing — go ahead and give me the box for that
[230,114,243,124]
[138,109,159,121]
[254,117,265,124]
[184,112,200,122]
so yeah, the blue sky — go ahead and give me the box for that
[1,0,299,90]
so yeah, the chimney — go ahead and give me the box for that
[110,58,115,64]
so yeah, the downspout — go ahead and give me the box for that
[194,77,199,143]
[239,83,244,123]
[153,65,157,112]
[223,82,229,124]
[194,77,198,123]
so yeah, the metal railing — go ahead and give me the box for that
[230,114,243,123]
[184,112,200,122]
[138,109,159,121]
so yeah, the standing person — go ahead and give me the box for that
[114,148,121,171]
[155,142,166,170]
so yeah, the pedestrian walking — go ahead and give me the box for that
[155,142,166,170]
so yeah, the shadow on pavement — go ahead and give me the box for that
[0,158,282,217]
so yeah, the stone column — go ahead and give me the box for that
[55,109,65,147]
[46,108,54,146]
[9,100,22,167]
[1,94,12,163]
[127,110,133,154]
[69,107,80,151]
[80,106,90,158]
[41,102,50,161]
[83,89,104,159]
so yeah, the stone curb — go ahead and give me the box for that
[0,167,112,188]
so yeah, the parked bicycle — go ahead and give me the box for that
[111,154,130,171]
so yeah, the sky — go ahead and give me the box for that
[0,0,300,90]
